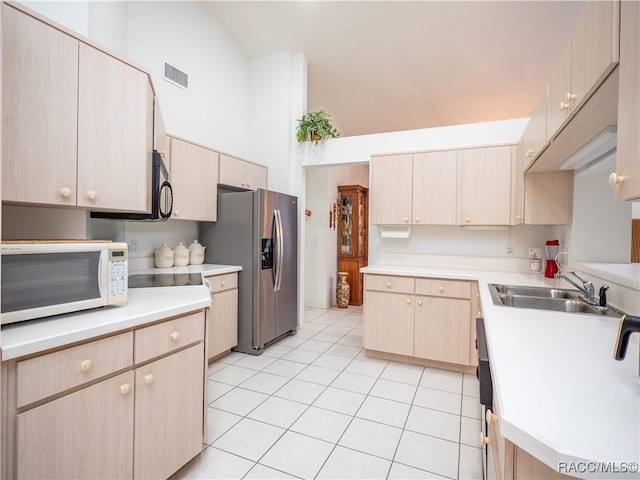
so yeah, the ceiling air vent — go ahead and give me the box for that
[164,62,189,90]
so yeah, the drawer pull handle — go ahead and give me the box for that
[486,409,498,425]
[439,286,445,293]
[386,282,392,288]
[80,360,92,372]
[170,331,180,342]
[480,433,491,446]
[120,383,131,395]
[145,374,154,385]
[406,299,411,305]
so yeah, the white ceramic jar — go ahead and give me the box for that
[173,242,190,267]
[154,243,174,268]
[188,240,206,265]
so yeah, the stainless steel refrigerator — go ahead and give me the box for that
[200,189,298,355]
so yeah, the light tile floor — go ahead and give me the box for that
[171,306,482,480]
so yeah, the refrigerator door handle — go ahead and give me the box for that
[271,209,278,290]
[274,209,284,292]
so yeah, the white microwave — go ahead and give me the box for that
[1,241,128,325]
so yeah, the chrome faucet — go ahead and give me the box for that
[555,270,596,304]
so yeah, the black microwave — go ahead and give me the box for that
[91,150,173,221]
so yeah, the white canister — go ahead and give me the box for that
[188,240,206,265]
[154,243,174,268]
[173,242,190,267]
[529,258,542,272]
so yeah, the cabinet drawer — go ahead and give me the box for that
[134,311,205,364]
[16,332,133,408]
[415,278,471,299]
[365,275,414,294]
[205,272,238,293]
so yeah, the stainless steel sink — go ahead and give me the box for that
[488,284,618,317]
[492,284,581,299]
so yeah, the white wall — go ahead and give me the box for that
[19,1,89,35]
[3,206,88,239]
[307,118,529,166]
[88,1,128,55]
[304,164,369,308]
[569,164,632,263]
[126,1,251,157]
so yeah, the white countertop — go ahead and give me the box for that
[1,264,242,361]
[362,265,640,479]
[131,263,243,276]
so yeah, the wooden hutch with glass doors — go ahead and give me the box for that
[337,185,368,306]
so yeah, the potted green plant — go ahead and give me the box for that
[296,108,340,144]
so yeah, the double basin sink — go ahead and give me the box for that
[488,284,618,317]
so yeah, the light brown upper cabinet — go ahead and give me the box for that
[370,154,413,225]
[546,1,619,140]
[168,135,219,221]
[2,4,154,213]
[522,91,548,171]
[2,6,79,206]
[412,151,458,225]
[219,154,267,191]
[460,146,513,226]
[612,0,640,201]
[77,43,153,212]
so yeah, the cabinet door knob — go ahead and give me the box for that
[486,409,498,425]
[480,433,491,446]
[417,299,423,306]
[170,331,180,342]
[406,299,411,305]
[404,217,409,223]
[526,148,534,158]
[221,280,226,286]
[464,216,471,223]
[247,182,251,187]
[86,190,97,201]
[241,182,246,186]
[174,211,179,217]
[439,286,445,293]
[120,383,131,395]
[608,173,625,188]
[566,92,576,102]
[477,310,482,317]
[516,214,522,221]
[560,101,571,112]
[80,359,92,372]
[159,150,166,159]
[386,282,392,288]
[60,187,72,199]
[145,374,154,384]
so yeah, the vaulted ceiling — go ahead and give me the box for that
[206,1,587,137]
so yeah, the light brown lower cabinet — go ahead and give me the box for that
[363,274,479,371]
[205,272,239,361]
[2,310,207,480]
[17,371,135,479]
[486,402,578,480]
[134,344,204,479]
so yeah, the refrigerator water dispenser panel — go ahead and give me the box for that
[262,238,273,269]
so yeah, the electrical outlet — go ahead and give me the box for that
[130,239,139,254]
[506,244,513,256]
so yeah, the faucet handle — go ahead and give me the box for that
[598,285,610,307]
[613,315,640,360]
[569,271,589,285]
